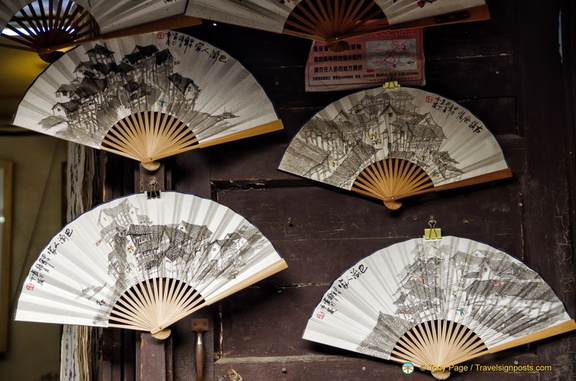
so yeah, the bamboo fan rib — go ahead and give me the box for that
[101,112,199,171]
[352,158,434,210]
[109,278,204,339]
[279,84,512,209]
[15,192,288,338]
[391,320,487,380]
[0,0,201,61]
[1,0,99,62]
[12,30,283,168]
[302,236,576,379]
[284,0,388,51]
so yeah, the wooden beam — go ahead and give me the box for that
[136,333,173,381]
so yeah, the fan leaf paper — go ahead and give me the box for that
[15,192,288,338]
[0,0,201,60]
[279,84,512,209]
[185,0,489,49]
[303,236,576,379]
[12,30,283,170]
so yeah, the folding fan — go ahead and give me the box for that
[12,30,283,170]
[15,191,288,339]
[278,83,512,209]
[185,0,489,50]
[303,236,576,379]
[0,0,201,61]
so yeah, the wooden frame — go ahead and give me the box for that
[0,160,13,353]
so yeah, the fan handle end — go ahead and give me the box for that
[142,161,161,172]
[431,370,451,380]
[151,328,171,340]
[384,199,402,210]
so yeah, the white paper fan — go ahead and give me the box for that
[12,30,283,170]
[15,191,288,339]
[303,236,576,379]
[0,0,201,61]
[279,84,512,209]
[185,0,488,50]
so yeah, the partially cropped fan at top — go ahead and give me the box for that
[185,0,489,50]
[0,0,201,61]
[12,30,283,170]
[15,192,288,339]
[303,236,576,379]
[279,84,512,209]
[0,0,489,59]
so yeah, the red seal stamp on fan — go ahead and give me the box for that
[25,283,35,291]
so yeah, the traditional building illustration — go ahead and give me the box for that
[38,41,236,144]
[355,241,568,357]
[284,88,465,188]
[91,198,268,300]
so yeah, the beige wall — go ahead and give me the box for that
[0,134,67,380]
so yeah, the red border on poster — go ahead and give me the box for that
[305,28,425,92]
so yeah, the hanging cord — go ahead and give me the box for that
[11,139,64,312]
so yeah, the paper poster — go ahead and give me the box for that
[305,29,425,92]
